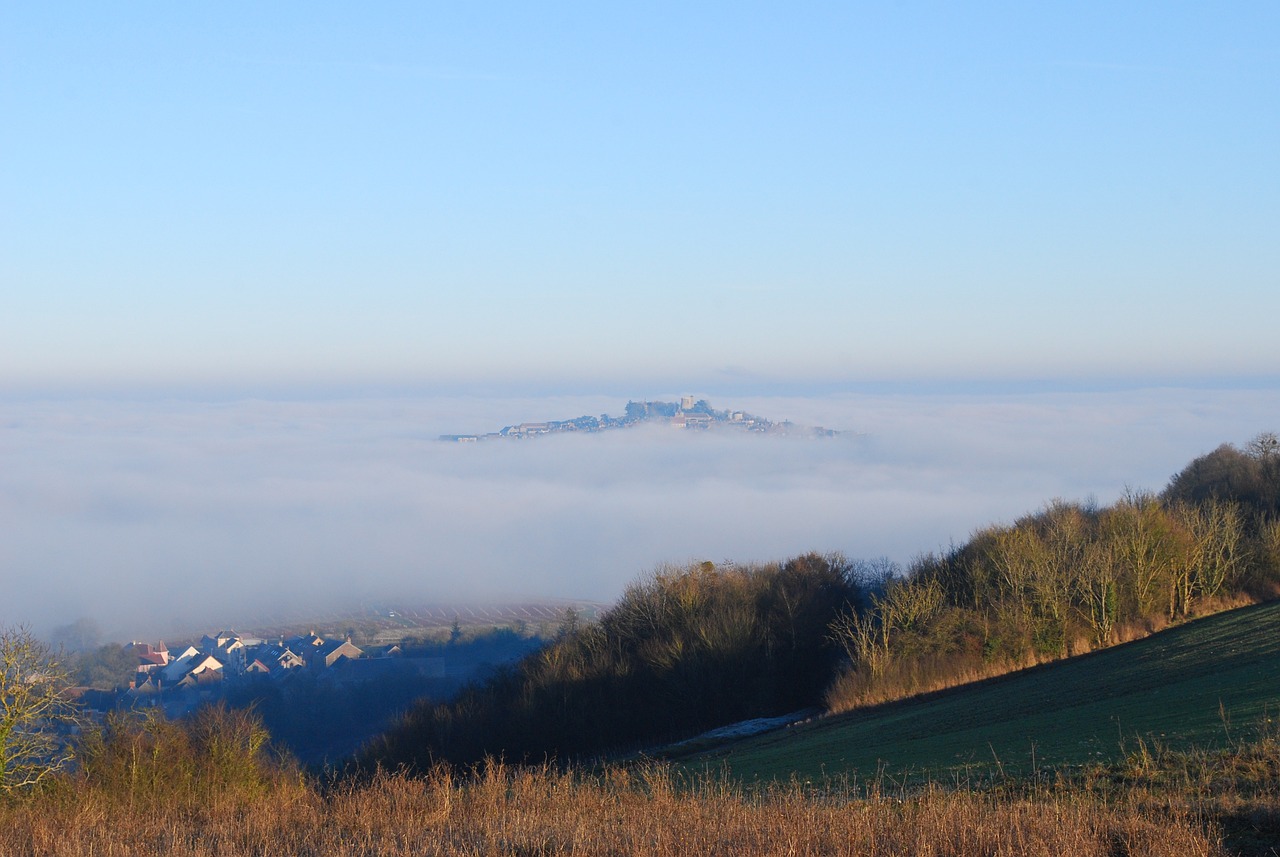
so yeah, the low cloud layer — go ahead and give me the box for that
[3,387,1277,639]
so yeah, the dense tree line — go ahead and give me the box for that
[364,554,859,769]
[826,433,1280,710]
[366,434,1280,767]
[280,430,1280,771]
[1164,431,1280,517]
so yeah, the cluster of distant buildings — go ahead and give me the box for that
[125,629,383,697]
[441,396,837,442]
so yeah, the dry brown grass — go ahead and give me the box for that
[2,701,1262,856]
[825,593,1264,716]
[0,760,1225,857]
[825,650,1048,714]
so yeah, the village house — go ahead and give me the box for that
[311,637,364,669]
[245,657,272,675]
[286,631,326,651]
[158,646,204,684]
[175,653,224,684]
[127,641,169,675]
[201,630,247,674]
[256,642,307,674]
[671,411,712,429]
[175,662,224,690]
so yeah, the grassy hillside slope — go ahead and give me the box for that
[686,599,1280,783]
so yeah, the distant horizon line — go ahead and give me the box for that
[2,373,1277,402]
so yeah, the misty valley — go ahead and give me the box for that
[5,427,1280,855]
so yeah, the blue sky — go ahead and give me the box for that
[3,6,1279,632]
[4,3,1277,390]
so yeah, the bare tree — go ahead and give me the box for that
[1106,490,1180,617]
[1,626,81,793]
[828,574,943,681]
[1246,431,1279,460]
[1033,501,1089,652]
[1073,539,1119,648]
[1255,517,1280,591]
[878,576,944,638]
[1172,498,1245,608]
[827,607,891,680]
[983,525,1041,620]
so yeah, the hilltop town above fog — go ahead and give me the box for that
[440,397,840,442]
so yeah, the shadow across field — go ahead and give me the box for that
[687,600,1280,783]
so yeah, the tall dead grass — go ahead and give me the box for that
[825,649,1053,713]
[3,701,1264,855]
[0,760,1224,856]
[825,592,1262,716]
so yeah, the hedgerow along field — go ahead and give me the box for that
[681,598,1280,784]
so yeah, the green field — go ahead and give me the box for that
[686,600,1280,784]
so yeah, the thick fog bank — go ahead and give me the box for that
[2,386,1276,638]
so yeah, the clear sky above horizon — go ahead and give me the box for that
[3,3,1278,392]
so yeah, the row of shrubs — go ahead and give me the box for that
[826,436,1280,710]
